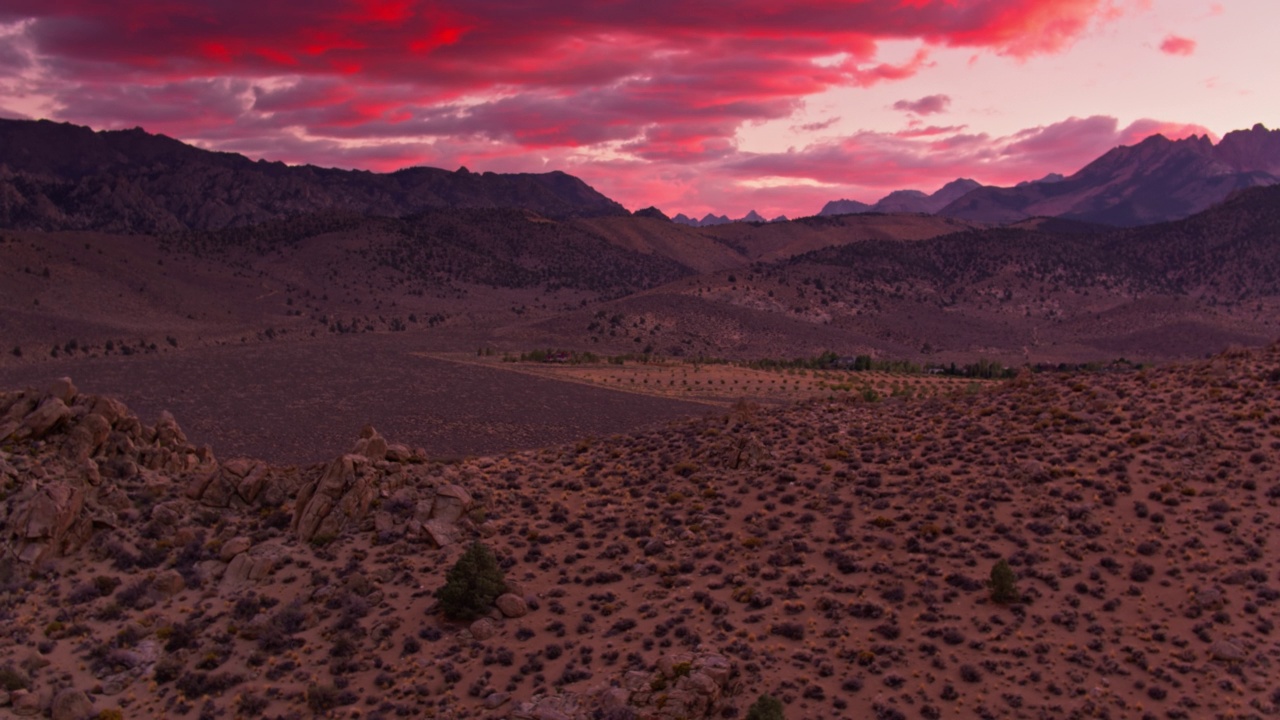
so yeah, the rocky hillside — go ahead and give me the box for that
[940,124,1280,226]
[2,339,1279,718]
[0,119,628,233]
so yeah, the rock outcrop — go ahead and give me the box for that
[1,379,213,564]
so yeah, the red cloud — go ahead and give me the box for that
[893,94,952,115]
[10,1,1122,146]
[1159,35,1196,56]
[0,0,1158,218]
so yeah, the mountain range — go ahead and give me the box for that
[709,124,1280,227]
[0,118,627,233]
[671,209,786,226]
[939,124,1280,225]
[819,178,984,216]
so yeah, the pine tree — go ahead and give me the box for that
[436,541,507,621]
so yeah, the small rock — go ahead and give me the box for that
[483,692,511,709]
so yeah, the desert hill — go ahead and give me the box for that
[540,186,1280,363]
[3,186,1278,381]
[940,124,1280,226]
[0,119,627,233]
[2,340,1278,718]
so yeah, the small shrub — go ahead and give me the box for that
[746,693,785,720]
[307,683,340,713]
[989,559,1019,604]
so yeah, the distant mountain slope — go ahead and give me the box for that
[940,124,1280,226]
[819,178,983,216]
[0,119,628,232]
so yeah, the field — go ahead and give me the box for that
[426,352,995,406]
[0,335,716,464]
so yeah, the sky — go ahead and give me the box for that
[0,0,1276,219]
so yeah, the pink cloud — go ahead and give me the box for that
[1159,34,1196,56]
[710,115,1213,216]
[893,94,952,115]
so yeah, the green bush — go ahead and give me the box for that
[746,693,785,720]
[989,559,1020,604]
[436,541,507,621]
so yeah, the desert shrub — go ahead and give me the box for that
[237,693,268,715]
[769,622,804,641]
[307,683,340,713]
[175,671,242,698]
[989,559,1020,604]
[436,542,506,621]
[746,693,785,720]
[0,665,28,691]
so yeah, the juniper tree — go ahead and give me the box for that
[989,558,1020,604]
[436,541,506,621]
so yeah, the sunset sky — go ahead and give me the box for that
[0,0,1275,218]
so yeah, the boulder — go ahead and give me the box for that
[219,536,253,562]
[431,485,473,523]
[50,687,94,720]
[8,478,89,563]
[496,593,529,619]
[13,397,71,440]
[293,455,376,543]
[88,396,129,426]
[61,413,111,461]
[47,377,77,404]
[153,410,187,448]
[152,570,186,597]
[1209,639,1246,663]
[234,463,271,504]
[483,692,511,709]
[351,425,388,460]
[10,689,42,716]
[422,519,458,548]
[470,617,496,640]
[222,542,287,588]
